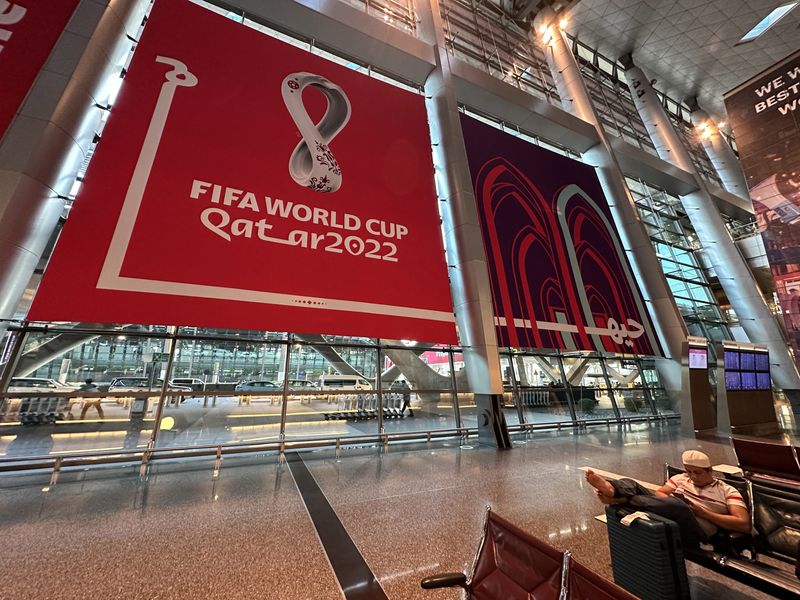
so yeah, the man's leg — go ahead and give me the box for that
[586,472,706,548]
[625,495,706,549]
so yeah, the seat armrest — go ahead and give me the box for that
[420,573,468,589]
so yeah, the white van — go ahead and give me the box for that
[318,374,372,390]
[318,374,372,407]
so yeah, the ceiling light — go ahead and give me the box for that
[738,2,798,44]
[559,18,569,29]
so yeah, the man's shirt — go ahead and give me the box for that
[664,473,747,515]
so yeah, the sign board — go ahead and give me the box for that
[0,0,79,140]
[724,51,800,369]
[460,114,661,355]
[29,0,456,344]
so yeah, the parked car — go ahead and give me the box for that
[104,378,192,406]
[234,380,283,405]
[234,380,282,392]
[8,377,75,392]
[318,374,372,402]
[170,378,206,392]
[106,377,192,393]
[284,379,318,390]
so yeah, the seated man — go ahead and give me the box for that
[586,450,750,550]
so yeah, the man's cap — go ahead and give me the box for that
[682,450,711,468]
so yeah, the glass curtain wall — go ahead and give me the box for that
[0,321,673,460]
[627,178,735,351]
[570,38,657,156]
[499,351,665,426]
[438,0,559,104]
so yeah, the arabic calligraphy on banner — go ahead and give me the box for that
[461,114,662,356]
[28,0,456,343]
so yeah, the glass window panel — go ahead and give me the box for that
[379,347,458,433]
[500,354,520,425]
[157,339,285,449]
[283,344,378,441]
[560,356,616,420]
[512,354,573,424]
[3,331,173,456]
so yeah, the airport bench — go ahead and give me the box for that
[420,508,637,599]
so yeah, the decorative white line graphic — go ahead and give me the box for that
[95,57,453,325]
[98,56,198,290]
[282,72,351,193]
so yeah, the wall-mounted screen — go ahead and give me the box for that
[757,372,772,390]
[725,371,742,390]
[741,371,757,390]
[689,347,708,369]
[724,348,770,391]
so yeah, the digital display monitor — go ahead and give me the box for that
[757,372,772,390]
[725,371,741,390]
[724,348,770,391]
[741,371,757,390]
[688,347,708,369]
[740,352,756,371]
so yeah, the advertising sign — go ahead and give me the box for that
[0,0,79,139]
[29,0,456,343]
[460,114,661,355]
[724,51,800,367]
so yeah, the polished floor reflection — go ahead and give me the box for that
[0,422,781,599]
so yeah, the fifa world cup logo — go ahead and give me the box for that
[282,73,352,193]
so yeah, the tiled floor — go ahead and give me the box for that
[0,422,785,599]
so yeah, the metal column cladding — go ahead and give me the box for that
[0,0,147,321]
[624,60,800,392]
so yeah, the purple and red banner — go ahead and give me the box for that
[460,114,661,355]
[29,0,456,343]
[724,51,800,369]
[0,0,79,140]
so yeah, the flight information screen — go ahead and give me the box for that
[724,349,770,391]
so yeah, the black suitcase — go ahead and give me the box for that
[605,505,691,600]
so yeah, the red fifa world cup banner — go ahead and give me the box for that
[0,0,79,139]
[29,0,457,343]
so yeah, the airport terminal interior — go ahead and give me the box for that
[1,0,800,598]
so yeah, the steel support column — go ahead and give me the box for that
[0,0,149,320]
[417,0,509,448]
[622,59,800,392]
[686,98,749,199]
[531,10,687,407]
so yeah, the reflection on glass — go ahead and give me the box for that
[155,339,286,449]
[604,359,653,417]
[284,344,379,440]
[560,356,616,420]
[507,353,573,424]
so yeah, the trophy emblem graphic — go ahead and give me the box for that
[282,72,352,193]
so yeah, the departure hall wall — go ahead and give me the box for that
[0,0,791,461]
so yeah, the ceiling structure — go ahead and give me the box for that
[545,0,800,119]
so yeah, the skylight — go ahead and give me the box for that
[738,2,798,44]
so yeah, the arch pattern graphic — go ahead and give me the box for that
[462,115,661,355]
